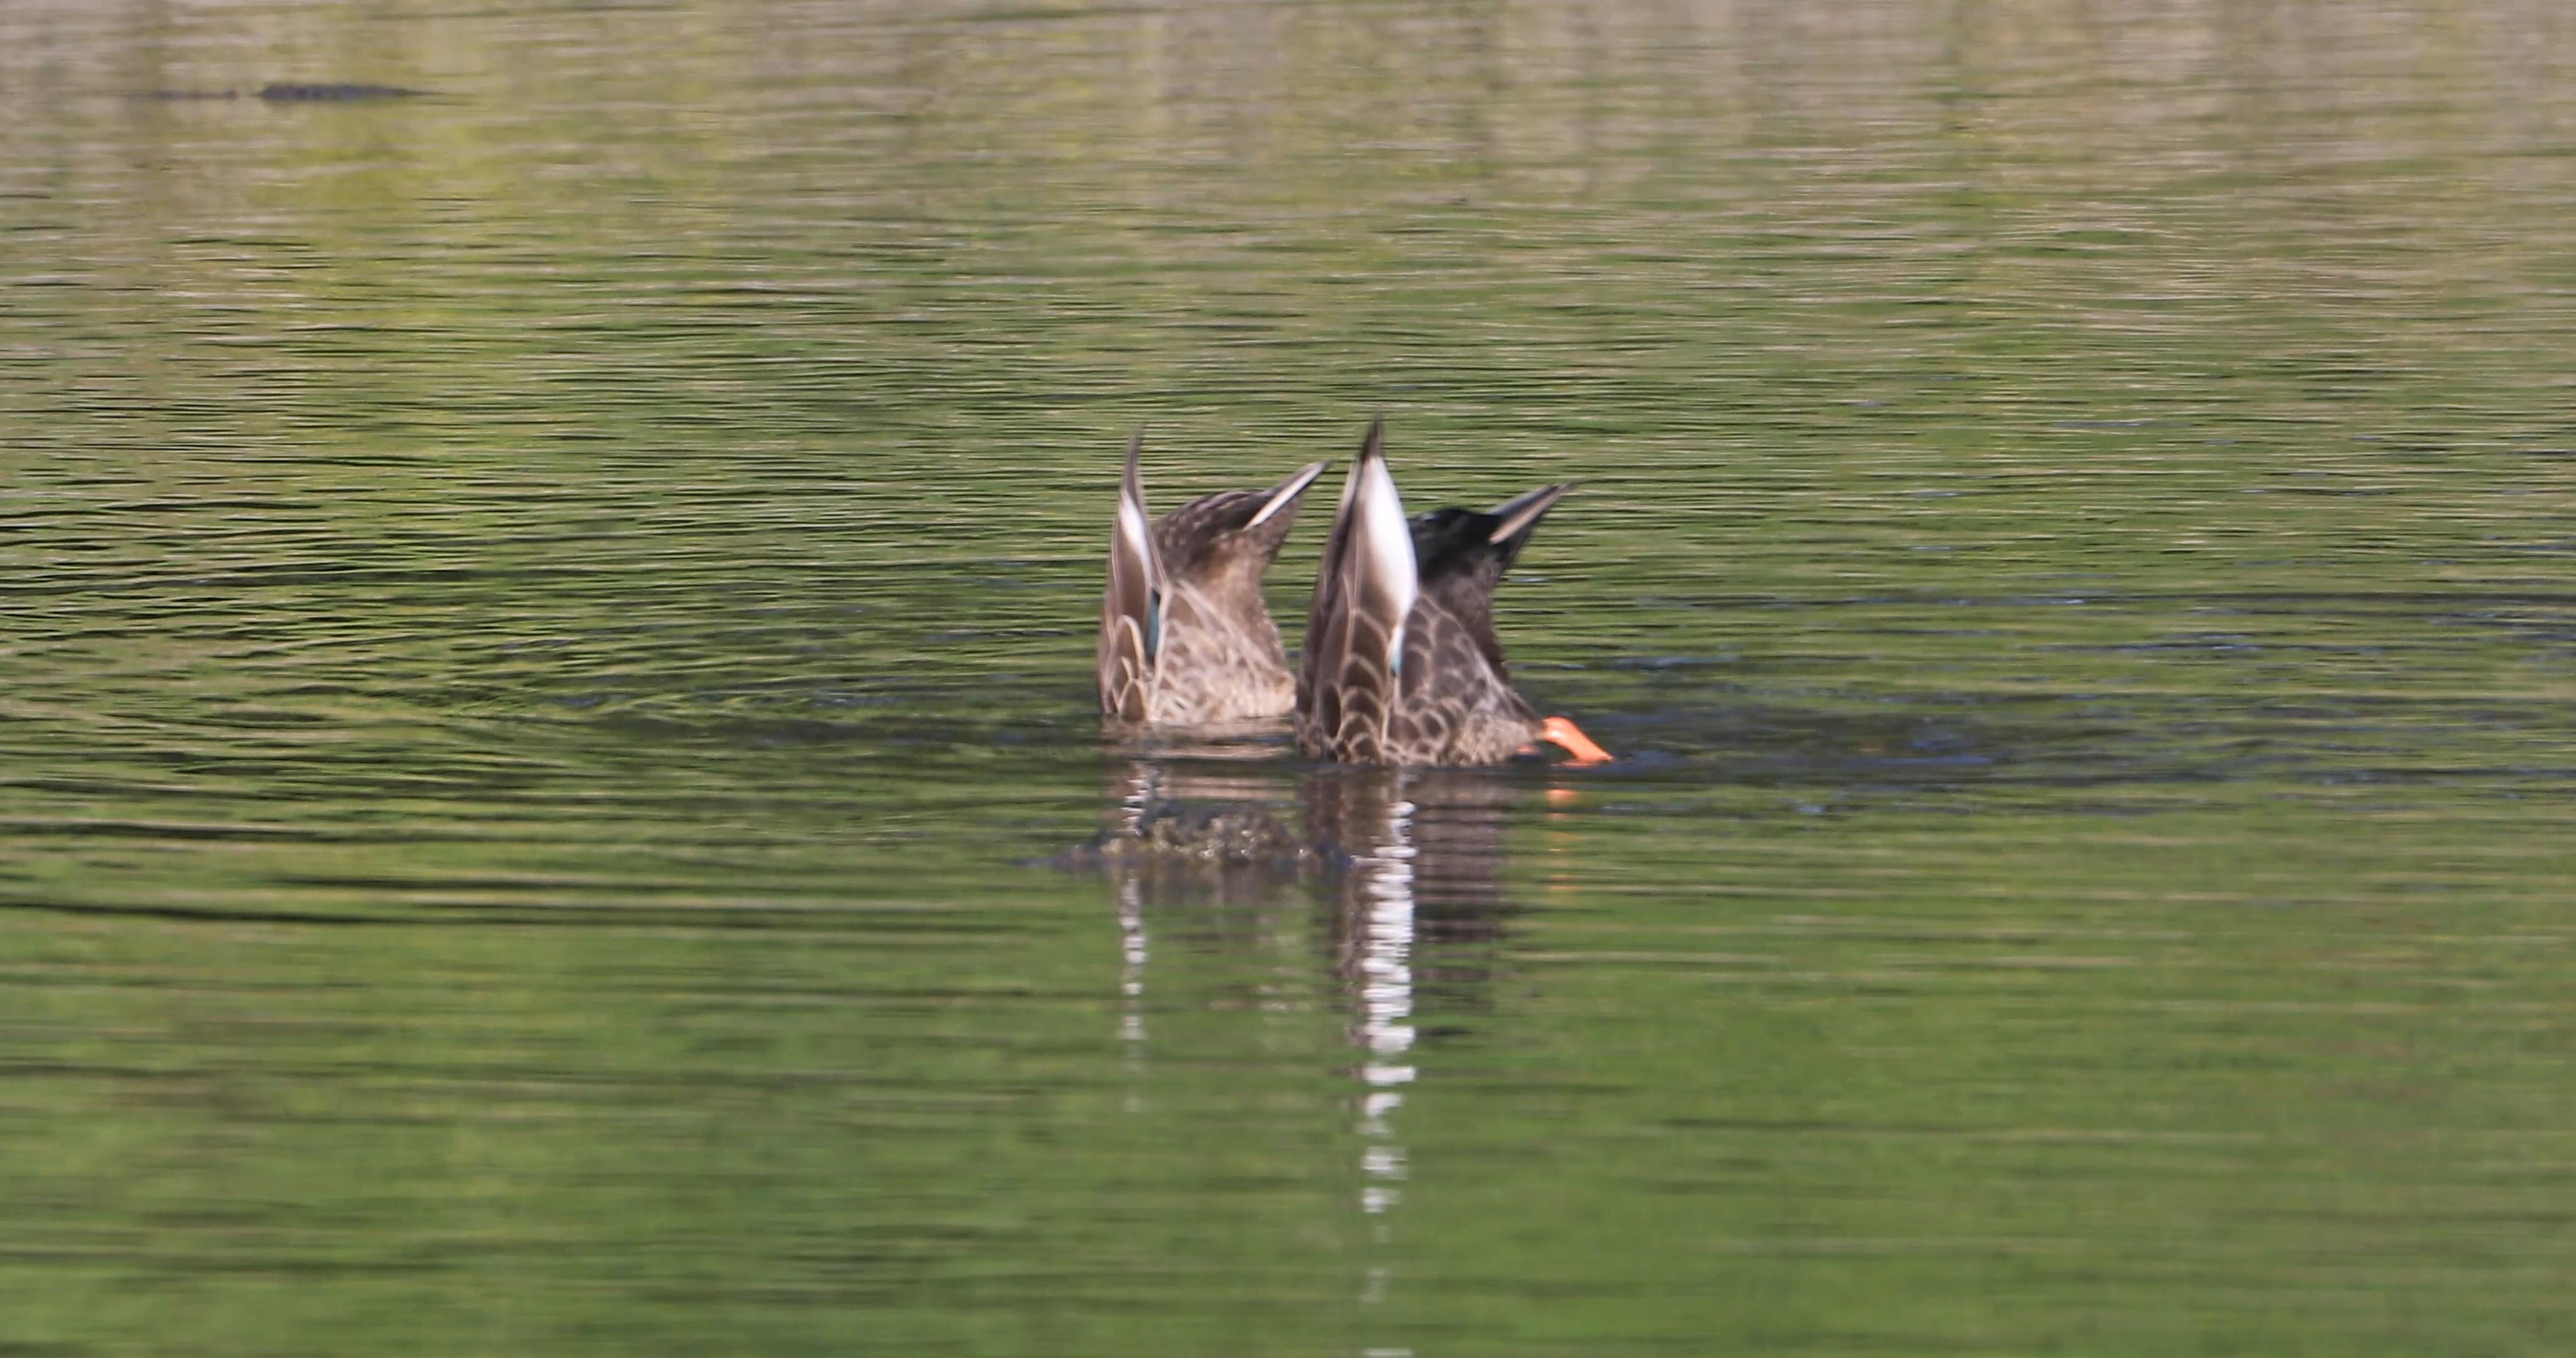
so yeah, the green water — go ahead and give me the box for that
[6,1,2576,1353]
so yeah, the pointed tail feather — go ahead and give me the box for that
[1296,453,1362,727]
[1298,416,1416,761]
[1248,459,1330,529]
[1484,483,1572,553]
[1099,431,1162,720]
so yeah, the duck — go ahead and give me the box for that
[1295,417,1612,766]
[1099,431,1331,727]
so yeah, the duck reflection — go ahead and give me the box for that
[1302,768,1526,1244]
[1094,739,1318,1074]
[1092,754,1536,1244]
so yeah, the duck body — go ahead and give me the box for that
[1295,418,1607,766]
[1099,433,1328,727]
[1373,490,1568,763]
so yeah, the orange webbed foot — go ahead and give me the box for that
[1538,715,1611,766]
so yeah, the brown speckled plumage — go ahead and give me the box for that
[1098,433,1328,727]
[1296,417,1576,766]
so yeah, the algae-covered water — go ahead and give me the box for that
[5,1,2575,1353]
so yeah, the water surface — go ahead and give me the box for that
[5,1,2576,1353]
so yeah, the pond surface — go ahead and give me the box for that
[6,1,2576,1353]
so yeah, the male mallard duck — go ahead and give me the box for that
[1099,432,1331,726]
[1295,417,1611,766]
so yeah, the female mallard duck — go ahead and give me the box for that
[1295,417,1611,766]
[1099,431,1331,726]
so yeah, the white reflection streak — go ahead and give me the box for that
[1358,795,1415,1218]
[1355,788,1424,1358]
[1114,765,1153,1108]
[1114,761,1155,835]
[1118,874,1148,1045]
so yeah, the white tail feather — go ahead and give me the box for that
[1351,440,1416,671]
